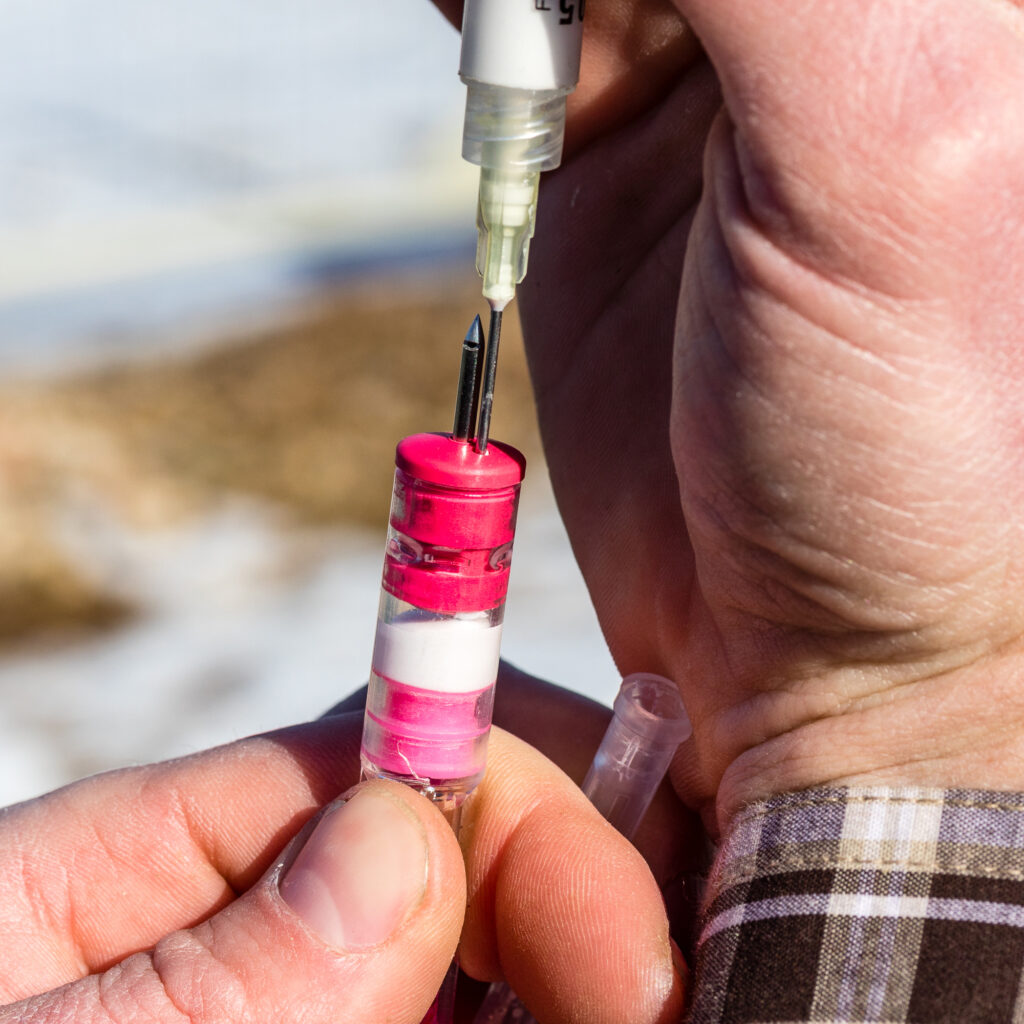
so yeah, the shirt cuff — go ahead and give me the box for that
[689,787,1024,1023]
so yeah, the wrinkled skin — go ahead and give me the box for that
[437,0,1024,833]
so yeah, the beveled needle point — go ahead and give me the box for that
[475,308,503,453]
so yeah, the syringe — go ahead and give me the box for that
[360,329,526,1023]
[459,0,584,310]
[459,1,585,450]
[473,673,692,1024]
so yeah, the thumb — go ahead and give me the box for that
[6,781,465,1024]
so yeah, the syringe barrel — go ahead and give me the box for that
[582,673,692,840]
[361,433,526,797]
[460,0,585,174]
[460,0,584,94]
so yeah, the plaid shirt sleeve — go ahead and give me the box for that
[687,787,1024,1024]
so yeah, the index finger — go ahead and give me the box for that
[460,729,686,1024]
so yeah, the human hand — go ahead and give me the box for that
[0,708,686,1024]
[438,0,1024,832]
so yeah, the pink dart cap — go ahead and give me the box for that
[383,433,526,613]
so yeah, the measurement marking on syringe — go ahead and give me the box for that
[534,0,585,23]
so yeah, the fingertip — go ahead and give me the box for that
[297,779,468,954]
[173,780,468,1023]
[280,783,433,950]
[496,802,681,1024]
[460,731,683,1024]
[459,730,592,981]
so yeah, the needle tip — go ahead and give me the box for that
[475,310,504,454]
[466,314,483,347]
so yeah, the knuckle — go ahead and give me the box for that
[149,926,249,1024]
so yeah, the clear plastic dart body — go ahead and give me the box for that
[361,432,525,1024]
[361,433,526,822]
[473,673,691,1024]
[459,0,585,308]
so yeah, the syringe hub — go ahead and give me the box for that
[459,0,585,305]
[475,165,539,310]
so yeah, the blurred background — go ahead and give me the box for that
[0,0,616,806]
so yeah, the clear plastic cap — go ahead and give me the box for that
[582,673,692,840]
[473,674,691,1024]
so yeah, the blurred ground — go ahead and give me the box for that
[0,266,539,649]
[0,0,620,807]
[0,266,622,809]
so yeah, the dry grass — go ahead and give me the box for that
[0,265,542,645]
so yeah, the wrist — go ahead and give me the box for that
[713,646,1024,832]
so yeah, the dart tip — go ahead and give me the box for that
[466,314,483,347]
[453,314,485,442]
